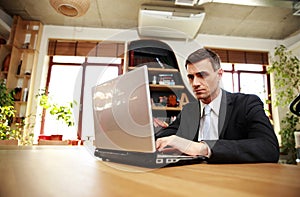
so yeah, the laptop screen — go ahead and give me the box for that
[92,66,156,153]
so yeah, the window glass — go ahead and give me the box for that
[82,66,119,139]
[53,56,85,63]
[44,65,82,140]
[87,57,122,64]
[221,63,232,71]
[44,56,120,141]
[235,64,264,71]
[221,72,233,92]
[220,63,270,113]
[240,73,268,104]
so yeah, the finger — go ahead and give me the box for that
[156,138,165,150]
[156,139,169,151]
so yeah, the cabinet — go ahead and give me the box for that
[127,40,196,132]
[0,16,43,123]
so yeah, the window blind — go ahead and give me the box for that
[208,48,269,65]
[48,39,125,58]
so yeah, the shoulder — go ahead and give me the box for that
[182,101,199,109]
[180,101,200,115]
[223,91,265,116]
[224,90,262,104]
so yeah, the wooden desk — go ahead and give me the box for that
[0,146,299,197]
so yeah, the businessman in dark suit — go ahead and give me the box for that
[156,48,280,163]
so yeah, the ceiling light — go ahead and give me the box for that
[49,0,90,17]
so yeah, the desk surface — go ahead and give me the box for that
[0,146,299,197]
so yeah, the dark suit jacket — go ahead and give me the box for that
[156,90,280,163]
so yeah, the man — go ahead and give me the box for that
[156,48,280,163]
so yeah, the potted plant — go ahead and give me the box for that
[0,106,21,145]
[36,89,77,141]
[268,45,300,164]
[0,79,36,145]
[0,79,20,145]
[0,79,14,107]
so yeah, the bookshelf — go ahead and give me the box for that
[0,16,43,124]
[127,39,195,131]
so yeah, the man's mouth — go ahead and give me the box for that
[194,89,206,94]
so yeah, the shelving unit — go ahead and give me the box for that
[0,16,43,124]
[127,39,195,131]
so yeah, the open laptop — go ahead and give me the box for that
[92,65,206,168]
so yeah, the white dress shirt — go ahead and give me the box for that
[198,91,222,141]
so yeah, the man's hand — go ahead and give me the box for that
[156,135,209,156]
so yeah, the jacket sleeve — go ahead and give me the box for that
[155,113,181,139]
[155,101,200,140]
[206,94,280,163]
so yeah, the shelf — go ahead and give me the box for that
[0,15,43,126]
[25,29,39,34]
[14,101,27,105]
[127,40,196,125]
[15,74,31,78]
[149,84,185,91]
[0,71,8,75]
[152,106,182,111]
[0,44,12,50]
[128,66,178,73]
[19,48,35,53]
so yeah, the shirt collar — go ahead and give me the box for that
[200,90,222,117]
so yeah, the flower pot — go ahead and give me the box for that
[70,140,79,146]
[38,135,51,140]
[50,134,63,141]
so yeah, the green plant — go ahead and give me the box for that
[0,79,14,107]
[36,89,76,129]
[0,106,21,140]
[16,114,35,145]
[0,80,34,144]
[0,79,21,142]
[268,44,300,164]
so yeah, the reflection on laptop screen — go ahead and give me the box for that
[92,66,156,153]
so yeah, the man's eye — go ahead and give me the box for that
[187,75,194,80]
[196,72,208,78]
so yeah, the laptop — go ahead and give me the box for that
[92,65,206,168]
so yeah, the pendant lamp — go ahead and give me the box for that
[49,0,90,17]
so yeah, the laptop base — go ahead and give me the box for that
[94,148,207,168]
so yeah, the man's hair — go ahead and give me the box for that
[185,48,221,71]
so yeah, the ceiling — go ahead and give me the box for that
[0,0,299,40]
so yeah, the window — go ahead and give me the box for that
[208,48,271,117]
[221,63,270,113]
[42,39,124,140]
[43,56,122,140]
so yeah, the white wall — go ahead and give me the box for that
[32,25,300,142]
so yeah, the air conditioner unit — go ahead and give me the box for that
[138,5,205,40]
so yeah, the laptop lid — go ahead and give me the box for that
[92,66,156,153]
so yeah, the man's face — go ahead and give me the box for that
[186,58,223,104]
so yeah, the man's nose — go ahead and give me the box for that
[192,77,204,86]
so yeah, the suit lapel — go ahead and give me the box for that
[218,90,233,138]
[189,101,201,140]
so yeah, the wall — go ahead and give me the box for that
[32,25,300,142]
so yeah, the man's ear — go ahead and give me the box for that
[217,68,224,78]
